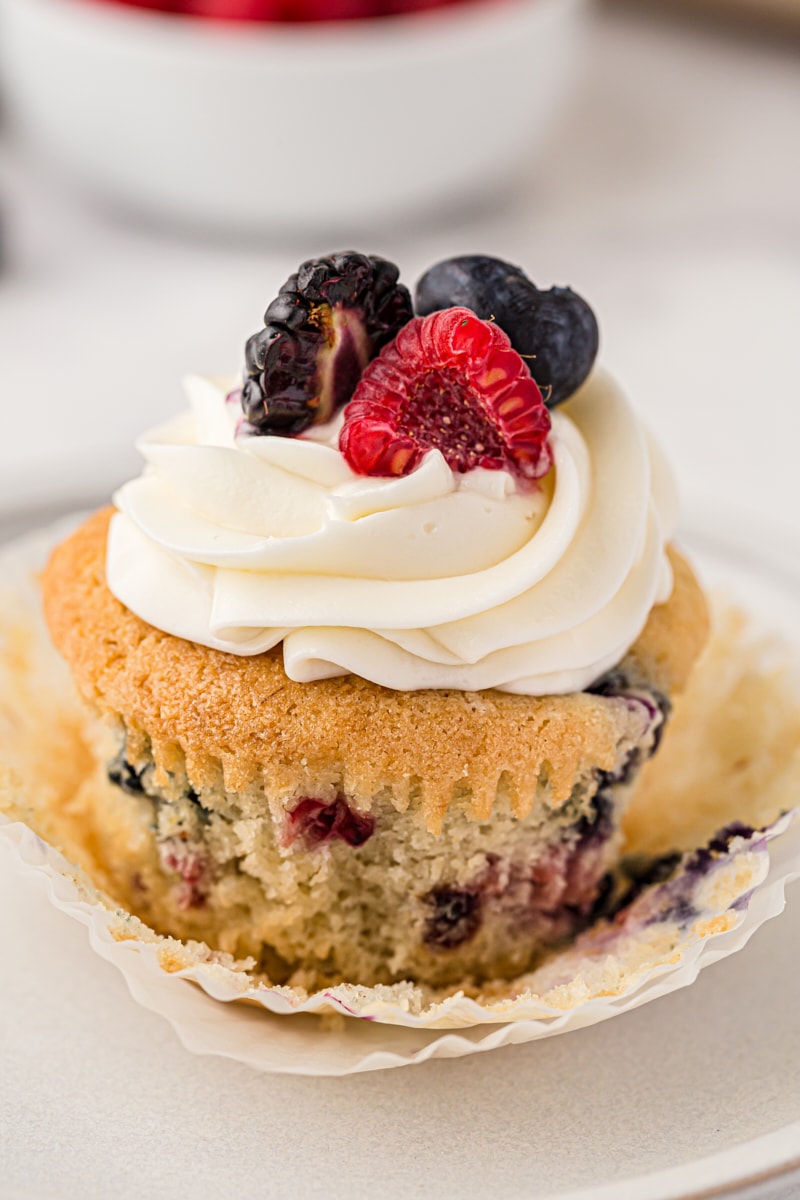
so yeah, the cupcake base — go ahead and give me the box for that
[33,508,711,988]
[1,515,799,1042]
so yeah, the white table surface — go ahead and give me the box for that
[1,7,799,1198]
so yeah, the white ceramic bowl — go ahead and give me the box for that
[0,0,588,235]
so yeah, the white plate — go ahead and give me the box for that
[1,829,798,1200]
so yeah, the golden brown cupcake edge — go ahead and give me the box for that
[41,508,708,831]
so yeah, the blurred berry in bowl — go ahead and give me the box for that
[85,0,484,19]
[0,0,589,235]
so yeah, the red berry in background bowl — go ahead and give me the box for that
[83,0,493,20]
[82,0,182,10]
[339,307,552,481]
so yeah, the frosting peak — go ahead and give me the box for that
[107,370,676,695]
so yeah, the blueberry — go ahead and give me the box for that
[610,850,683,916]
[649,691,672,756]
[587,677,673,763]
[622,851,682,892]
[107,755,146,795]
[588,871,615,919]
[415,255,532,316]
[707,821,755,853]
[586,669,632,697]
[423,885,482,950]
[414,255,599,408]
[575,779,616,842]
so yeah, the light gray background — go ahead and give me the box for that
[1,7,799,1197]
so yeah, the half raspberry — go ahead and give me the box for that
[339,308,552,480]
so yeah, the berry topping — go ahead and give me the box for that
[339,308,552,480]
[414,255,599,408]
[285,796,375,850]
[241,252,413,436]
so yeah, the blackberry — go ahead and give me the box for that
[414,255,599,408]
[242,252,413,435]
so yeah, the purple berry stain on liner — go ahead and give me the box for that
[613,820,762,928]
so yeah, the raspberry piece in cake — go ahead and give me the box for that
[285,796,375,850]
[159,837,209,910]
[181,0,283,16]
[339,307,552,479]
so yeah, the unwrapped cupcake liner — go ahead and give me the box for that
[2,811,798,1074]
[1,516,800,1074]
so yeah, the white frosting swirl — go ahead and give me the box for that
[107,370,677,695]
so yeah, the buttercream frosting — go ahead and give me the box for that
[107,369,676,695]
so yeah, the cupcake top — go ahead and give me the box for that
[43,509,706,829]
[106,253,678,697]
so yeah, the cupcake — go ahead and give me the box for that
[42,253,708,990]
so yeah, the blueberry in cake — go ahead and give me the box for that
[42,253,708,989]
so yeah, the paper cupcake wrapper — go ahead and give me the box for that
[2,810,798,1074]
[1,516,799,1074]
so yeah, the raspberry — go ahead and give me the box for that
[242,252,413,436]
[107,755,146,795]
[339,308,552,480]
[279,0,378,17]
[182,0,283,18]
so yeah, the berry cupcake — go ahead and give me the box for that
[42,253,708,989]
